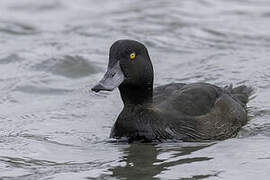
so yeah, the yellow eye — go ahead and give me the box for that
[130,52,136,60]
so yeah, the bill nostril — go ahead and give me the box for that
[110,72,116,78]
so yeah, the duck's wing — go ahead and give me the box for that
[155,83,224,116]
[153,83,186,104]
[154,83,253,116]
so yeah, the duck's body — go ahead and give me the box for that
[111,83,251,142]
[92,40,253,142]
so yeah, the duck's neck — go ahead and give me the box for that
[119,84,153,106]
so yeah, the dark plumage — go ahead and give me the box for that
[92,39,254,142]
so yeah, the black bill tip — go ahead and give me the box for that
[91,84,105,92]
[91,85,101,92]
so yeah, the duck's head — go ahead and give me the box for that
[92,40,154,93]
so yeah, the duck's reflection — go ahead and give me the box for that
[108,143,213,179]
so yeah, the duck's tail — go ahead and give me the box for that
[224,84,255,106]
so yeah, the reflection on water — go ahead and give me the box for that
[111,144,164,179]
[1,0,270,179]
[108,143,213,180]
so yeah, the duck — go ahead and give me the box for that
[92,39,253,142]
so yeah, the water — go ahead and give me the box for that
[0,0,270,179]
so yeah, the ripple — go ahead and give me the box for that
[0,21,39,36]
[20,133,79,147]
[0,156,110,179]
[7,0,65,12]
[32,55,101,79]
[14,84,72,95]
[0,54,24,64]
